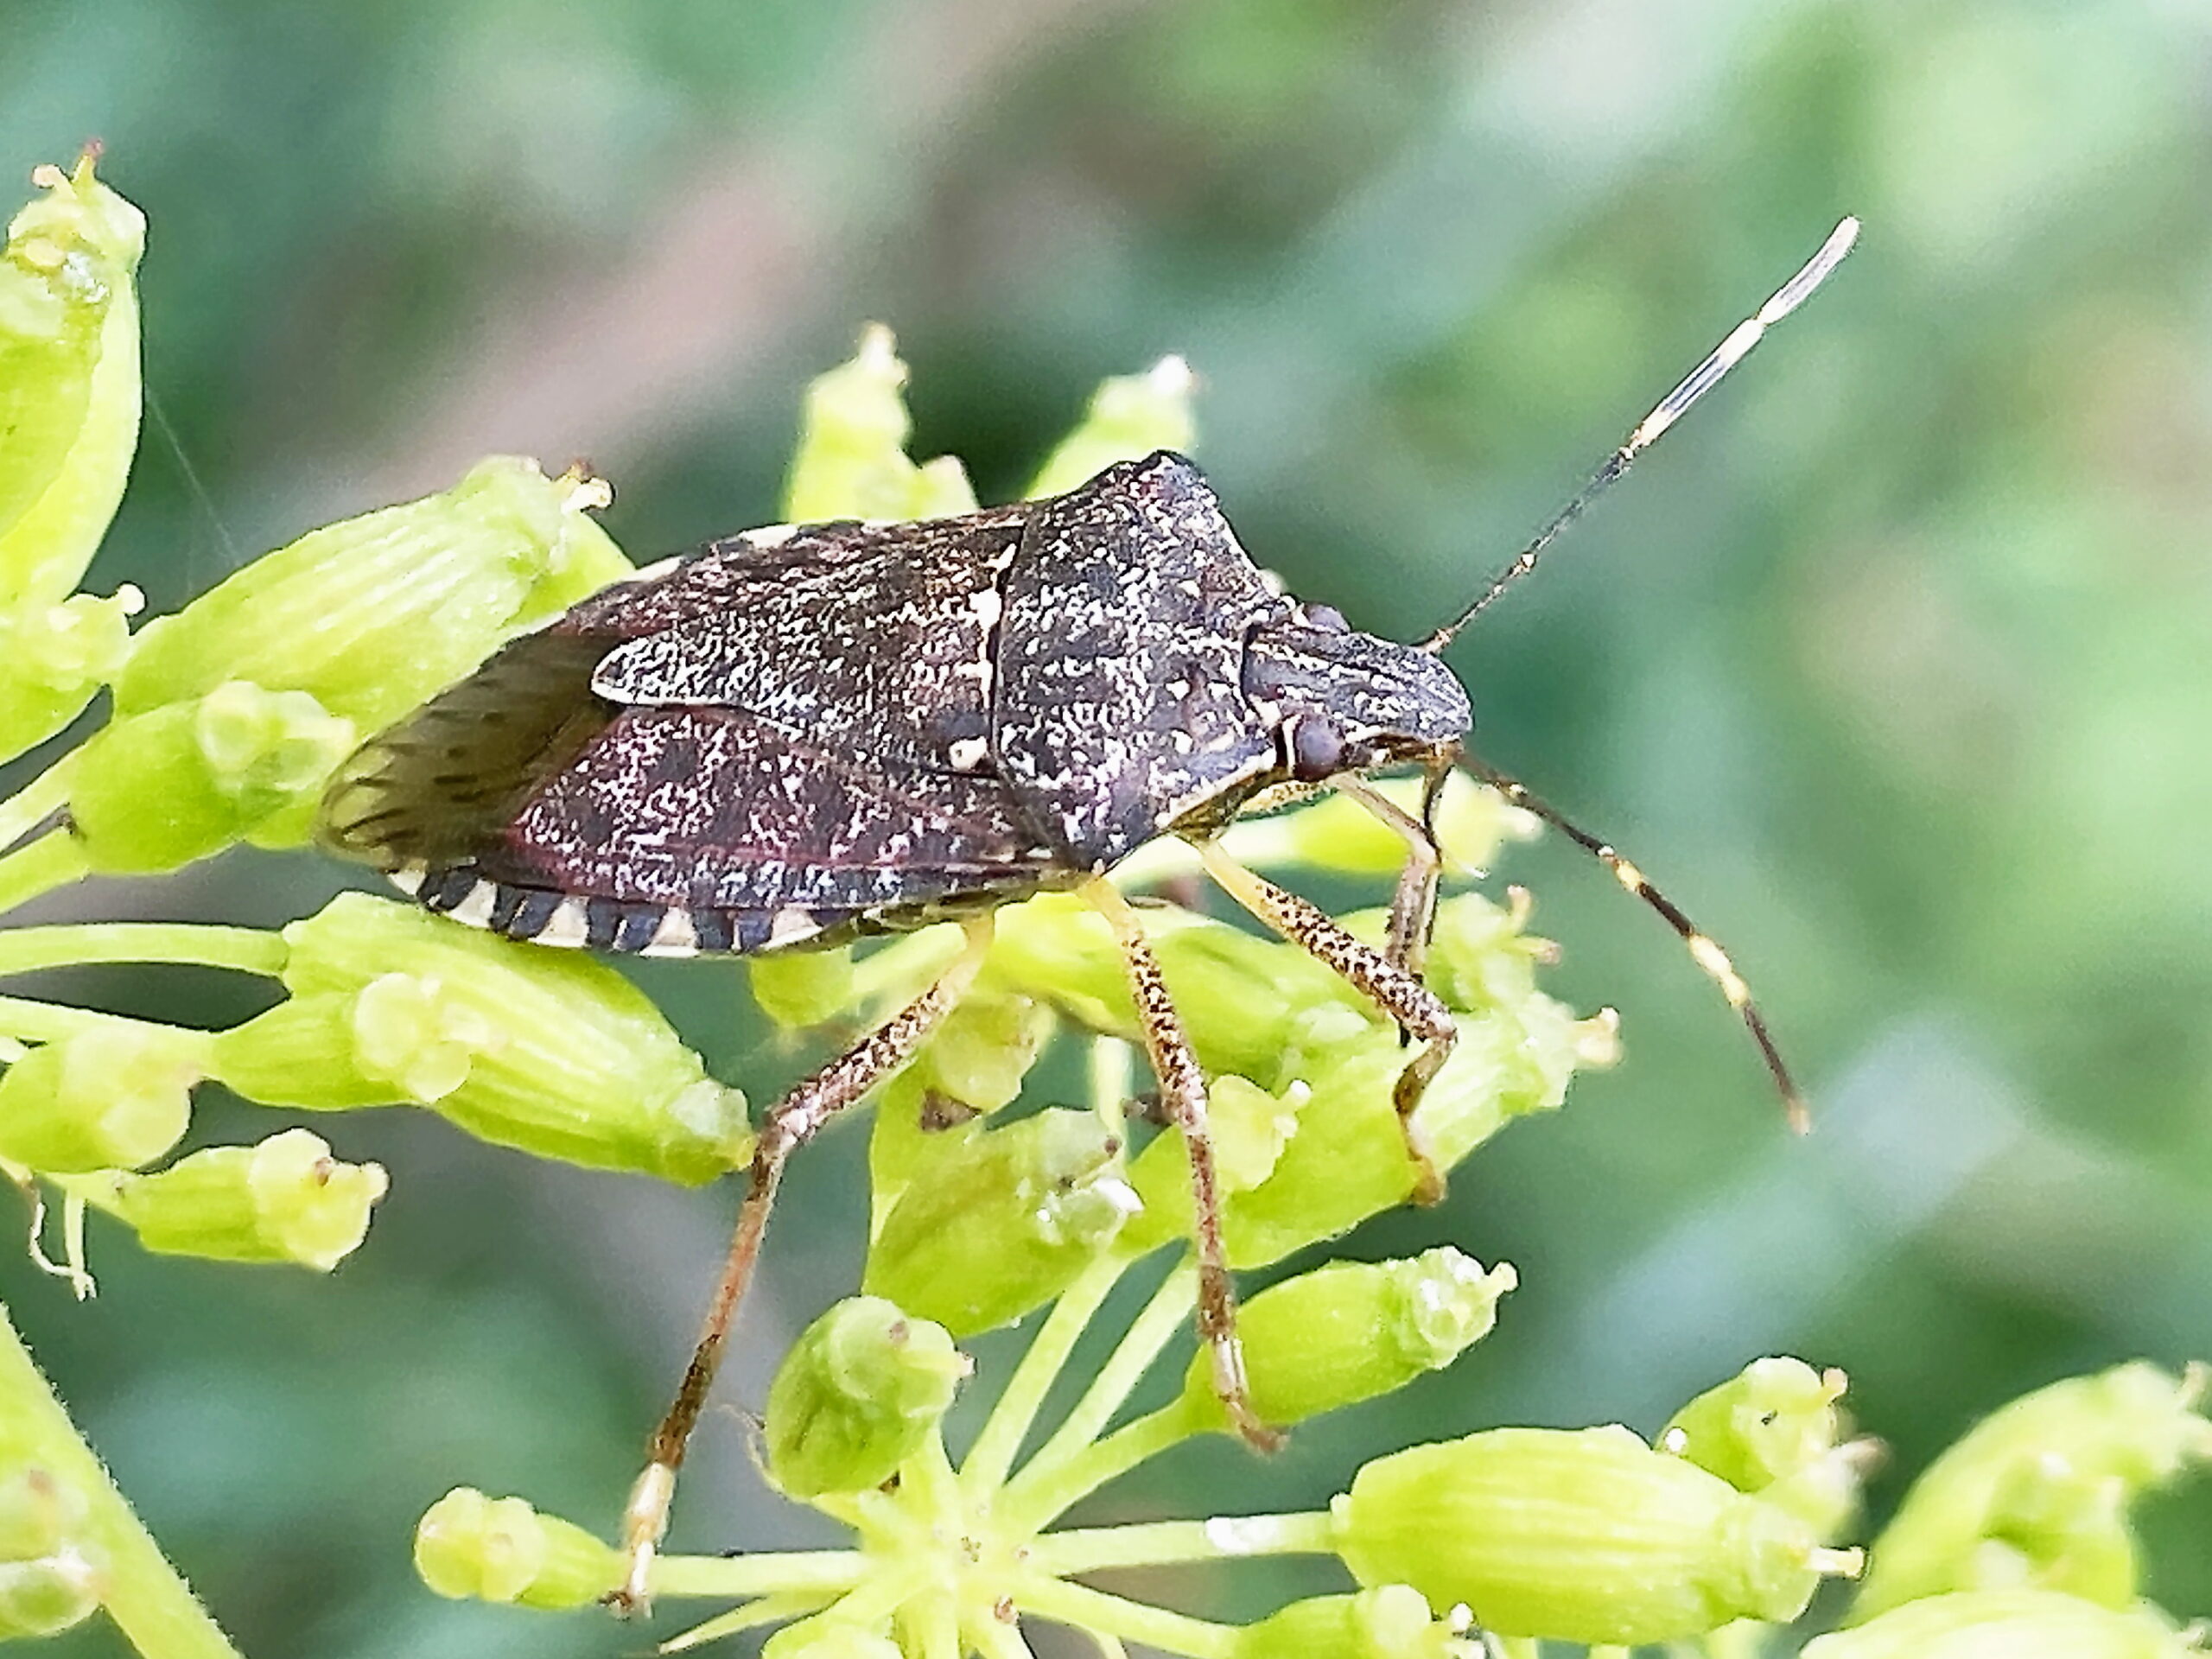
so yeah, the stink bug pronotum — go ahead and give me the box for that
[320,217,1859,1608]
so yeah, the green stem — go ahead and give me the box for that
[658,1591,839,1654]
[0,832,92,915]
[0,1303,245,1659]
[1004,1400,1198,1534]
[0,995,200,1047]
[962,1253,1124,1496]
[967,1611,1039,1659]
[905,1590,961,1659]
[1011,1574,1237,1659]
[1025,1511,1338,1577]
[1007,1258,1196,1493]
[0,759,75,857]
[648,1548,869,1601]
[0,923,288,980]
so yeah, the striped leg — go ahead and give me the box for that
[1084,877,1281,1452]
[1194,840,1458,1205]
[613,914,996,1614]
[1336,756,1453,975]
[1460,757,1808,1132]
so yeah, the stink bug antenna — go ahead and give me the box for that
[1461,755,1810,1135]
[1418,216,1859,654]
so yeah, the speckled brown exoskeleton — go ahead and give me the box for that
[319,218,1857,1611]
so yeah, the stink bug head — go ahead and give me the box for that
[1243,614,1471,786]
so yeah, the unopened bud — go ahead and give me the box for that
[765,1297,968,1499]
[0,1550,101,1640]
[1184,1249,1513,1430]
[1665,1357,1850,1494]
[1852,1362,2212,1621]
[74,1128,387,1269]
[0,1025,201,1172]
[784,325,976,523]
[68,681,356,868]
[116,456,631,732]
[1228,1586,1474,1659]
[864,1108,1138,1336]
[1335,1425,1857,1644]
[1266,773,1534,881]
[749,948,858,1030]
[0,153,143,608]
[414,1487,621,1609]
[1807,1588,2202,1659]
[0,1468,84,1563]
[1027,355,1198,499]
[213,894,750,1184]
[0,588,137,763]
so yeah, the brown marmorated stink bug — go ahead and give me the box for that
[318,217,1859,1608]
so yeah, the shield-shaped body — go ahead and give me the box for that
[320,452,1467,954]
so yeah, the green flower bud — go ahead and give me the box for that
[68,681,356,869]
[0,155,143,608]
[749,947,858,1030]
[1852,1363,2212,1621]
[1806,1589,2201,1659]
[214,893,749,1184]
[0,586,137,763]
[1193,994,1606,1270]
[0,1025,202,1172]
[1228,1586,1475,1659]
[1264,774,1534,881]
[1663,1358,1872,1542]
[1122,1074,1303,1253]
[414,1487,621,1610]
[984,893,1352,1083]
[868,992,1058,1224]
[764,1296,968,1499]
[115,456,630,731]
[0,1550,102,1640]
[863,1108,1138,1336]
[0,1467,84,1563]
[783,325,976,523]
[1181,1249,1514,1430]
[1664,1357,1850,1495]
[1027,355,1198,499]
[73,1127,388,1269]
[1335,1425,1857,1644]
[760,1621,902,1659]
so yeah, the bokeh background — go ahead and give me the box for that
[5,0,2209,1653]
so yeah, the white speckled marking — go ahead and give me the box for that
[948,736,989,772]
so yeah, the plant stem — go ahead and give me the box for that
[963,1253,1123,1495]
[0,1304,245,1659]
[1007,1257,1195,1495]
[1024,1511,1337,1576]
[658,1591,839,1654]
[1004,1401,1196,1534]
[0,994,203,1047]
[1011,1574,1237,1659]
[0,923,288,979]
[0,832,92,915]
[648,1548,869,1601]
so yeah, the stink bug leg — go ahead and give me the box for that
[1193,839,1458,1205]
[613,913,996,1614]
[1084,876,1282,1452]
[1338,759,1454,976]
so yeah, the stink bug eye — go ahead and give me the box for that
[316,217,1858,1612]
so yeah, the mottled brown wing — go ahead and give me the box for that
[321,638,1058,957]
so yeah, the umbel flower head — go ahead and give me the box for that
[0,162,2202,1659]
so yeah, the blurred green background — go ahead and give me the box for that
[4,0,2209,1653]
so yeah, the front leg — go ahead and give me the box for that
[1193,840,1457,1205]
